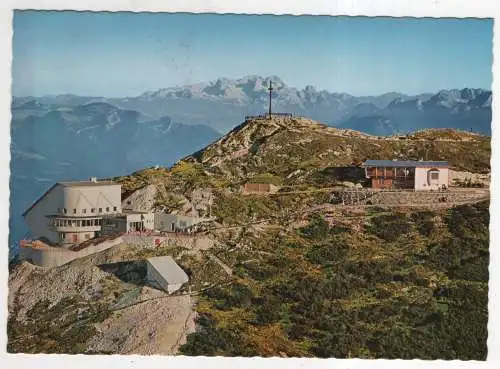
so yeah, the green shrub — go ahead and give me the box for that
[368,213,412,242]
[252,294,283,325]
[180,314,257,356]
[306,238,348,266]
[299,214,330,240]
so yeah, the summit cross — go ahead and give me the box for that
[268,80,273,116]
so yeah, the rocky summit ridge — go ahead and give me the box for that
[184,115,490,184]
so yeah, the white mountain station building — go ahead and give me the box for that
[22,177,205,247]
[22,178,122,245]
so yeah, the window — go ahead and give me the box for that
[82,209,86,214]
[63,208,67,214]
[73,209,77,214]
[99,208,102,213]
[113,206,117,212]
[106,207,110,212]
[431,172,439,180]
[91,208,95,213]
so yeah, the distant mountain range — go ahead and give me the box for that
[338,88,491,135]
[13,76,492,134]
[9,75,492,253]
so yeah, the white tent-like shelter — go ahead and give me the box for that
[146,255,189,294]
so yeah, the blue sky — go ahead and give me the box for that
[12,11,493,97]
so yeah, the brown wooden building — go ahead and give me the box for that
[362,160,449,190]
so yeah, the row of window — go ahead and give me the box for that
[367,168,415,176]
[52,218,102,227]
[60,233,92,241]
[58,206,118,215]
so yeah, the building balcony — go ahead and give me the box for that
[49,224,102,233]
[368,175,416,180]
[46,215,103,232]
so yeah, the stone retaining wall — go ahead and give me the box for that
[359,189,488,206]
[331,188,489,207]
[20,233,214,268]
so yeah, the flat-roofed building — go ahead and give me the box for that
[242,183,279,194]
[154,213,201,233]
[22,177,122,246]
[102,211,155,235]
[362,160,449,191]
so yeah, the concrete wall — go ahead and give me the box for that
[415,167,449,191]
[122,235,170,248]
[19,236,124,268]
[61,231,97,245]
[61,184,122,216]
[122,233,213,250]
[20,231,214,268]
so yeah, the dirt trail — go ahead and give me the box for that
[206,252,233,276]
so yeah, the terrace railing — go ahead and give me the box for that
[244,113,300,120]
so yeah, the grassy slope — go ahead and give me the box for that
[106,120,490,359]
[179,200,489,359]
[189,121,491,181]
[113,120,490,200]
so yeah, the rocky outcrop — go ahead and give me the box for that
[8,243,197,355]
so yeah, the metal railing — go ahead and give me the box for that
[244,113,300,120]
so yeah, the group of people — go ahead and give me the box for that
[125,227,197,236]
